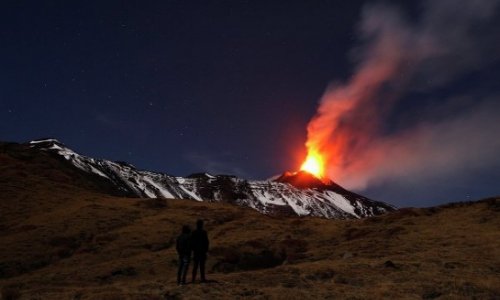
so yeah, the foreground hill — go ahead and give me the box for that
[1,141,499,299]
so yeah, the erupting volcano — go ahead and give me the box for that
[24,138,395,219]
[300,150,325,179]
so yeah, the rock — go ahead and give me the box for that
[383,260,397,269]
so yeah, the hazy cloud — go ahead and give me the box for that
[305,0,500,196]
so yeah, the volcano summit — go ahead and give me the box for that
[25,138,394,219]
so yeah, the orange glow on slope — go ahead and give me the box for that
[300,150,325,179]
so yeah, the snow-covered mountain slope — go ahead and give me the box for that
[29,138,395,219]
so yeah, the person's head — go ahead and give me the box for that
[196,219,204,230]
[182,225,191,234]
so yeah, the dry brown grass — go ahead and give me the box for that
[1,142,499,299]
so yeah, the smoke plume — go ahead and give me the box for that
[306,0,500,190]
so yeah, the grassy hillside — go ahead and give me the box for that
[1,142,499,299]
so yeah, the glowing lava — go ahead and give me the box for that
[300,150,325,179]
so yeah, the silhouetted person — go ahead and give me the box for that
[191,219,209,283]
[176,225,191,285]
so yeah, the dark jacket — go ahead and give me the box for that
[176,233,192,256]
[191,229,209,255]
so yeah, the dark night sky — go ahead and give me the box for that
[1,1,499,207]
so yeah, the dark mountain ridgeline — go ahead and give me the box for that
[7,139,395,219]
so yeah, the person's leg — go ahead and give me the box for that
[200,255,206,282]
[192,256,199,283]
[177,256,183,285]
[181,256,190,284]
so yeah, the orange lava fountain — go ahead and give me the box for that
[300,150,325,179]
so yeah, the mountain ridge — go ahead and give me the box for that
[25,138,395,219]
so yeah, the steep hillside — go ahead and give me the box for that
[1,142,499,299]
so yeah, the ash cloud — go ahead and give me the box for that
[307,0,500,194]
